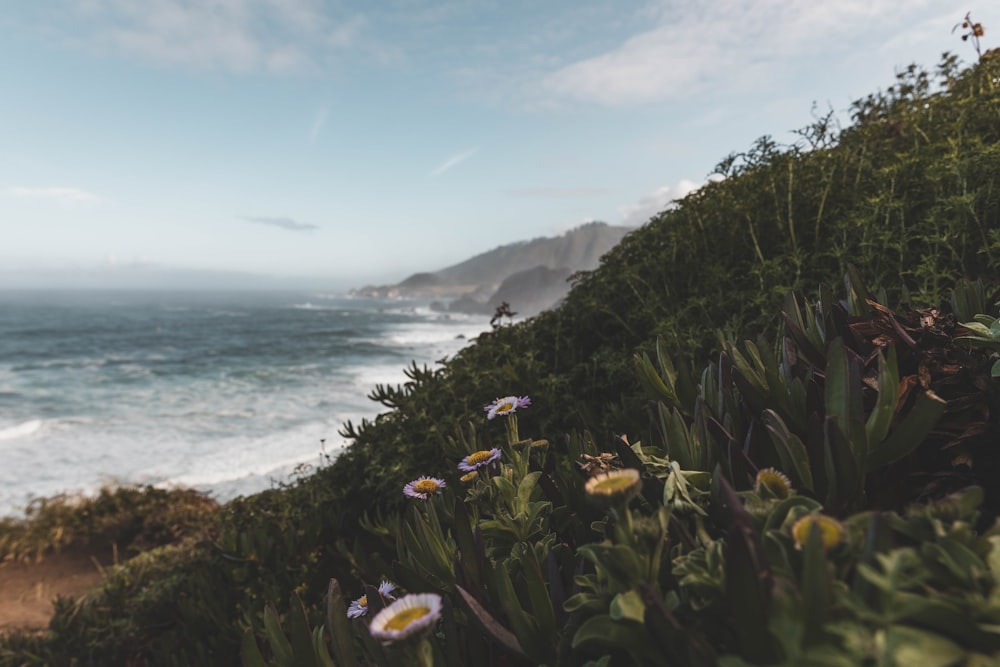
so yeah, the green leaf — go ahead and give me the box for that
[824,338,865,469]
[514,541,556,640]
[325,579,359,667]
[263,605,294,667]
[516,471,542,515]
[822,417,861,511]
[658,402,698,470]
[454,584,527,660]
[610,590,646,622]
[313,627,336,667]
[635,351,679,407]
[287,593,317,666]
[866,390,946,470]
[571,614,653,658]
[492,563,550,662]
[864,346,899,448]
[452,498,484,594]
[563,591,603,613]
[800,522,831,645]
[241,628,268,667]
[845,264,872,316]
[762,409,814,492]
[882,625,965,667]
[716,469,774,663]
[578,543,646,590]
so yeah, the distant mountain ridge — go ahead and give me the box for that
[351,222,633,316]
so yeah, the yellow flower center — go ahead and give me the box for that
[384,606,430,631]
[495,400,515,413]
[413,479,440,495]
[592,476,637,494]
[467,450,494,465]
[756,469,792,499]
[358,595,368,608]
[792,515,844,551]
[460,471,478,484]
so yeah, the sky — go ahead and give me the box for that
[0,0,995,290]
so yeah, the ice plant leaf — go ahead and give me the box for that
[241,628,268,667]
[491,561,549,662]
[263,605,294,665]
[864,346,899,448]
[866,389,946,470]
[800,521,831,644]
[635,350,679,407]
[287,592,317,665]
[715,469,774,663]
[326,579,360,667]
[762,409,814,492]
[514,541,556,640]
[824,337,866,469]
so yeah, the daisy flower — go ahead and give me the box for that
[458,448,502,472]
[368,593,443,643]
[584,468,642,502]
[484,395,532,420]
[346,580,397,618]
[403,476,446,500]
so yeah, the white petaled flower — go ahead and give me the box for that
[368,592,443,643]
[403,476,446,500]
[484,395,531,420]
[458,448,502,473]
[346,580,397,618]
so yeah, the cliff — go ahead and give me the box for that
[351,221,633,316]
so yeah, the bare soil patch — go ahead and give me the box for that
[0,545,112,633]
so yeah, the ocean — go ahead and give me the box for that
[0,290,489,517]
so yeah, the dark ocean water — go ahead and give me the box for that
[0,290,487,516]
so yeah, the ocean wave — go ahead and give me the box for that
[0,419,44,441]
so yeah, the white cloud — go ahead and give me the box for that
[538,0,939,106]
[8,186,101,204]
[69,0,370,74]
[429,147,479,177]
[241,215,319,232]
[619,178,703,226]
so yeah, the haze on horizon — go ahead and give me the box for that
[1,1,992,290]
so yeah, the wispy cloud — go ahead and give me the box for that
[429,147,479,177]
[537,0,938,106]
[8,186,101,204]
[507,187,612,198]
[66,0,372,74]
[619,179,703,226]
[242,215,318,232]
[309,105,329,145]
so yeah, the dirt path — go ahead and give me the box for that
[0,546,110,633]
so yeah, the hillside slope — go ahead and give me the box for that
[7,55,1000,665]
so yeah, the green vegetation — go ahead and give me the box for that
[0,486,218,565]
[3,50,1000,666]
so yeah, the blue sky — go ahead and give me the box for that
[0,0,993,289]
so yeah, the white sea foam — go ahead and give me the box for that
[0,419,44,441]
[0,292,493,516]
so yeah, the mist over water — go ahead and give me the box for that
[0,290,489,516]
